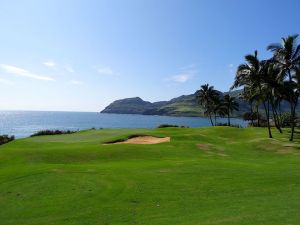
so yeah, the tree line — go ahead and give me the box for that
[196,84,239,127]
[196,34,300,141]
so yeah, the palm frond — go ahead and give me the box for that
[267,43,282,52]
[292,44,300,59]
[245,53,259,70]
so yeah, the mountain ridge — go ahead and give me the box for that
[101,90,249,117]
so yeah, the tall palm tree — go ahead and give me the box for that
[267,34,300,141]
[232,51,273,138]
[223,94,239,126]
[264,61,285,133]
[196,84,219,126]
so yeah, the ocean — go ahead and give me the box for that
[0,111,247,138]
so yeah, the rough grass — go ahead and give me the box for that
[0,127,300,225]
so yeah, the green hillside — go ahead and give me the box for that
[1,127,300,224]
[101,90,250,117]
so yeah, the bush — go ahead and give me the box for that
[31,130,76,137]
[215,122,228,126]
[158,124,179,128]
[157,124,189,128]
[215,123,242,128]
[89,127,103,130]
[230,124,243,128]
[0,135,15,145]
[243,112,260,121]
[280,112,292,127]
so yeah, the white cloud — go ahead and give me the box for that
[0,64,55,81]
[96,66,114,75]
[43,60,56,68]
[70,80,83,85]
[0,78,14,85]
[170,74,192,83]
[167,64,197,83]
[180,64,197,71]
[64,65,74,73]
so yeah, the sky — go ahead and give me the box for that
[0,0,299,112]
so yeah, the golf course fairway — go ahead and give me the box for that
[0,127,300,225]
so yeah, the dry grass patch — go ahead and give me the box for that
[196,143,211,150]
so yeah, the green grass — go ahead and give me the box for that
[0,127,300,225]
[160,101,204,116]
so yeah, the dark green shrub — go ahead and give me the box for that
[0,135,15,145]
[215,123,242,128]
[157,124,189,128]
[280,112,292,127]
[243,112,260,121]
[157,124,179,128]
[31,130,76,137]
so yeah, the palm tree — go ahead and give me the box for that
[240,86,260,126]
[264,61,285,133]
[196,84,219,126]
[223,94,239,126]
[267,34,300,82]
[267,34,300,141]
[212,95,226,125]
[232,51,273,138]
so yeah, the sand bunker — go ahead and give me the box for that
[112,136,170,144]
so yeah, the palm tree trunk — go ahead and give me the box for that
[262,99,272,138]
[256,105,260,127]
[266,99,273,138]
[288,70,296,141]
[214,113,217,126]
[209,114,214,126]
[259,86,272,138]
[290,98,298,141]
[271,98,282,133]
[227,109,230,126]
[250,101,254,126]
[290,104,296,141]
[278,100,283,128]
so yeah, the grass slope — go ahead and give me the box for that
[0,127,300,225]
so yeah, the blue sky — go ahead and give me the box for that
[0,0,299,112]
